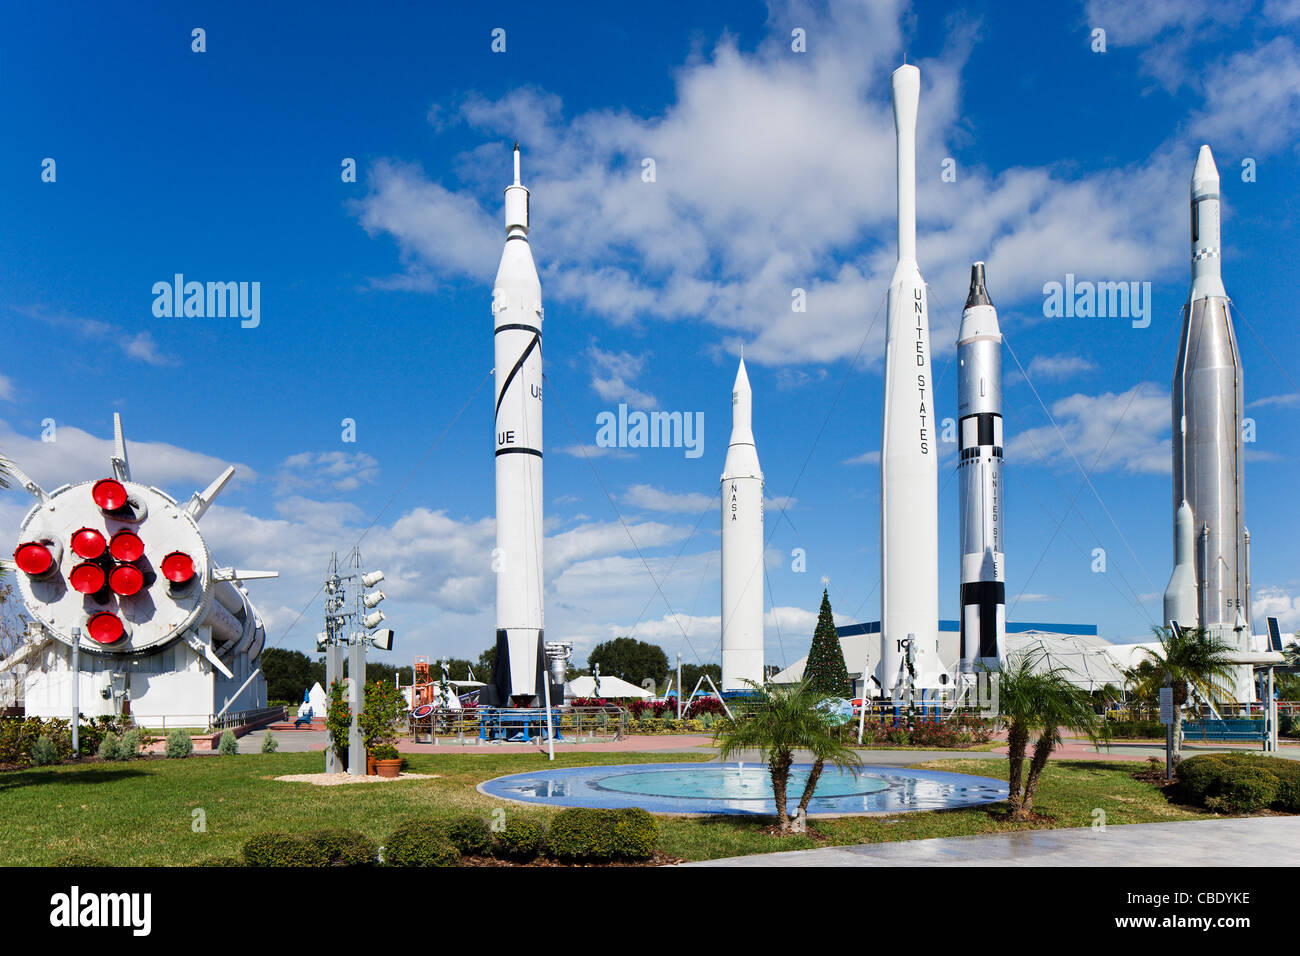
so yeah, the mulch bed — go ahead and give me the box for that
[459,850,684,867]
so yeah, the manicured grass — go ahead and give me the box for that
[0,750,1210,865]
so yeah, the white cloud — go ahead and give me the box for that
[843,450,880,466]
[1254,586,1300,634]
[1005,384,1170,474]
[0,417,255,495]
[354,1,1198,368]
[588,346,658,407]
[1248,393,1300,410]
[623,483,714,513]
[0,375,12,402]
[18,307,180,368]
[557,443,634,460]
[277,451,380,493]
[1026,353,1097,381]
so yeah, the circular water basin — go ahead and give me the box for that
[479,762,1008,816]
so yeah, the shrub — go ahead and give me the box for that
[217,730,239,755]
[545,807,657,862]
[684,696,726,718]
[31,735,59,766]
[1177,753,1300,814]
[443,814,493,856]
[1205,767,1279,814]
[165,729,193,758]
[119,728,143,757]
[242,832,325,867]
[370,743,400,761]
[304,828,379,866]
[493,818,545,861]
[261,732,278,753]
[97,734,121,761]
[385,822,461,867]
[1106,720,1166,739]
[53,854,111,867]
[359,679,409,751]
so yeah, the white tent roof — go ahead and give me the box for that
[565,675,652,699]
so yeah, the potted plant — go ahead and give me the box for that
[358,680,409,776]
[370,743,402,778]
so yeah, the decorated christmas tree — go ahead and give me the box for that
[804,589,852,697]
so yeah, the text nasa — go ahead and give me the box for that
[50,886,151,936]
[912,288,931,455]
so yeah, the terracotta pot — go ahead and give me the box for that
[375,758,402,779]
[367,754,377,776]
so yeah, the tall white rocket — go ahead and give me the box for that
[1168,144,1253,699]
[878,64,941,697]
[720,357,764,690]
[489,143,547,705]
[957,262,1006,675]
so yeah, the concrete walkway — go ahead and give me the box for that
[686,816,1300,867]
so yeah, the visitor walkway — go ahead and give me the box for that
[685,816,1300,867]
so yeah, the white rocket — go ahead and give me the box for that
[878,64,942,697]
[957,262,1006,674]
[1167,144,1255,699]
[488,144,548,706]
[720,357,764,690]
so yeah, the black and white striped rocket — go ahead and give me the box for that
[957,262,1006,674]
[486,144,550,707]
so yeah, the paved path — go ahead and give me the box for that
[685,817,1300,867]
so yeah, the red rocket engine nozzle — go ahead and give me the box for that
[92,478,128,511]
[71,527,108,560]
[70,562,107,594]
[108,563,144,596]
[160,550,195,584]
[87,612,125,644]
[14,541,55,577]
[108,530,144,562]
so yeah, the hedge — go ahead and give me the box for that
[493,818,545,861]
[385,822,461,867]
[545,807,658,862]
[443,814,493,856]
[242,829,377,867]
[1176,753,1300,814]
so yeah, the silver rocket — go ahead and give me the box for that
[878,64,942,697]
[1168,144,1253,698]
[957,262,1006,675]
[720,357,764,691]
[488,144,548,706]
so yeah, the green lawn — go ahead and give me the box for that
[0,750,1210,865]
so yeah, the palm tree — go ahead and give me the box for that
[1121,659,1163,712]
[1142,625,1238,764]
[994,651,1108,819]
[713,680,862,833]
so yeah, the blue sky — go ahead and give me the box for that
[3,0,1298,673]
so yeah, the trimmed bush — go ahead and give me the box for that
[304,828,379,866]
[1205,767,1279,814]
[97,734,121,761]
[31,735,59,766]
[545,807,658,862]
[165,729,193,758]
[261,732,279,753]
[217,730,239,755]
[119,729,143,757]
[384,821,460,867]
[53,854,111,867]
[1106,720,1167,739]
[1177,753,1300,814]
[242,832,325,867]
[493,818,545,862]
[443,814,493,856]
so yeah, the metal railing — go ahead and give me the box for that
[407,706,626,744]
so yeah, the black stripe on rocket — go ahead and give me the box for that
[495,331,541,454]
[958,411,1004,663]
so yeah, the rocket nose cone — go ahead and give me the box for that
[1193,144,1219,188]
[733,357,751,394]
[965,261,993,309]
